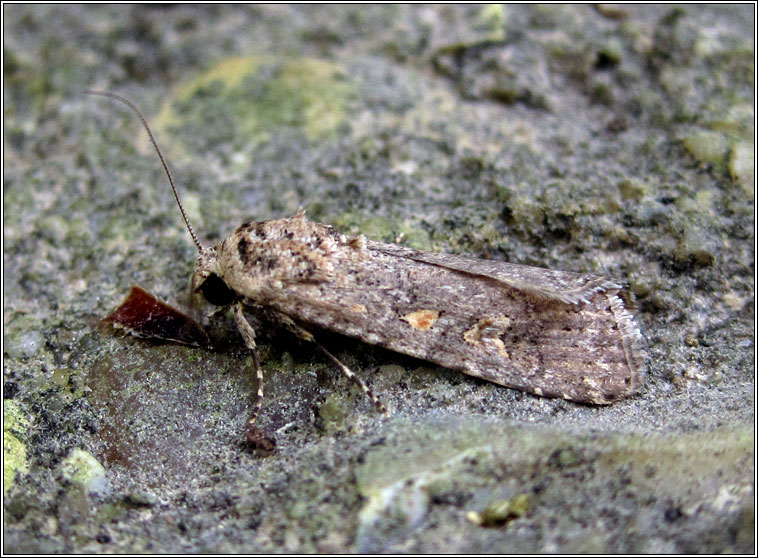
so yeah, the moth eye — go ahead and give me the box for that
[199,273,238,306]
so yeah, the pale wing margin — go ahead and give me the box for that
[365,240,623,305]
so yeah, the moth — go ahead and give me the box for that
[87,90,646,435]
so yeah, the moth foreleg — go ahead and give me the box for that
[234,303,264,426]
[274,311,390,418]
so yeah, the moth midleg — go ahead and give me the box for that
[233,303,264,426]
[314,341,390,418]
[273,311,390,417]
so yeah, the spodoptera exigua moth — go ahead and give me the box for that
[87,90,646,440]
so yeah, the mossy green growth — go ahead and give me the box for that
[477,4,507,40]
[681,130,729,166]
[617,178,651,202]
[60,448,107,495]
[316,393,351,434]
[729,141,755,192]
[155,55,356,153]
[479,493,532,526]
[674,227,716,267]
[49,367,88,399]
[681,102,754,181]
[330,212,436,251]
[3,400,29,494]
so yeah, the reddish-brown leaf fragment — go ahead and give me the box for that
[103,285,212,348]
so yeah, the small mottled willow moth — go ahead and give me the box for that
[87,90,646,442]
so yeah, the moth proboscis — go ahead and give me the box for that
[87,90,646,442]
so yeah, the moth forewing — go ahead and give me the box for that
[212,213,646,405]
[368,242,625,305]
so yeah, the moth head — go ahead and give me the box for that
[192,246,238,307]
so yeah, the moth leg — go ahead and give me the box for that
[274,312,390,417]
[234,302,264,426]
[315,341,390,418]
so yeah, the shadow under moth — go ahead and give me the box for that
[88,90,646,448]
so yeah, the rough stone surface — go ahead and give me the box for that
[3,4,754,553]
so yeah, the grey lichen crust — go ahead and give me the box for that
[197,211,645,405]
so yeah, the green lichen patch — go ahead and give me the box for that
[353,419,753,552]
[681,130,729,167]
[3,401,30,494]
[329,212,436,251]
[60,448,108,495]
[474,492,532,527]
[729,141,755,193]
[154,55,357,156]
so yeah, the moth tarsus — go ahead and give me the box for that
[244,423,276,454]
[89,90,646,442]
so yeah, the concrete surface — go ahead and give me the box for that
[3,4,754,553]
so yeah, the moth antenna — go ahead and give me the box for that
[84,89,204,253]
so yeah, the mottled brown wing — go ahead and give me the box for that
[365,240,623,305]
[217,216,645,404]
